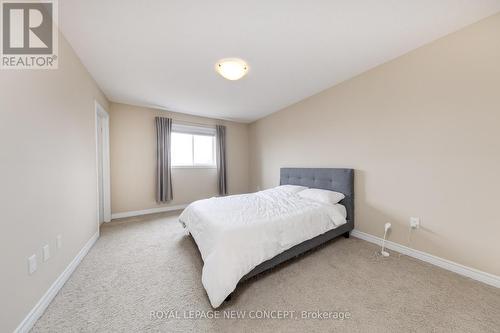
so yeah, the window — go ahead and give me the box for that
[171,123,216,167]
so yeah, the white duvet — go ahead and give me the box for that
[179,186,347,308]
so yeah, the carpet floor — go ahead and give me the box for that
[32,212,500,332]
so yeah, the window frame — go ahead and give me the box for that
[171,123,217,169]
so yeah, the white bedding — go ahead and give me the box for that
[179,186,347,308]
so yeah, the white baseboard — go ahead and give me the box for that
[111,204,188,220]
[351,229,500,289]
[14,231,99,333]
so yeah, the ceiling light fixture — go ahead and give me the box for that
[215,58,249,81]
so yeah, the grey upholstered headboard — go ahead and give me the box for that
[280,168,354,225]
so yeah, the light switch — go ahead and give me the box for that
[56,235,62,249]
[43,244,50,262]
[28,255,37,275]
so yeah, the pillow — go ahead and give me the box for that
[275,185,308,194]
[298,188,345,205]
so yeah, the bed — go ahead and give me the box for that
[179,167,354,307]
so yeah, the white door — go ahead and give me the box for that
[97,115,105,223]
[95,102,111,223]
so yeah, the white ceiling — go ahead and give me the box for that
[59,1,500,123]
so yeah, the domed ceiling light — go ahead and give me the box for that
[215,58,249,81]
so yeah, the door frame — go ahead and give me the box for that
[95,101,111,223]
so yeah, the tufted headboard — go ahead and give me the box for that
[280,168,354,226]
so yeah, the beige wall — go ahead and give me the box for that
[249,13,500,276]
[0,34,109,331]
[109,103,249,213]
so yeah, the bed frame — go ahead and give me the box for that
[240,167,355,281]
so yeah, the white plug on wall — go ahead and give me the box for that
[410,217,420,229]
[407,217,421,250]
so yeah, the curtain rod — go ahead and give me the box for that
[172,119,222,129]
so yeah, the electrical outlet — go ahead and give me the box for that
[410,217,420,229]
[28,255,37,275]
[56,234,62,249]
[43,244,50,262]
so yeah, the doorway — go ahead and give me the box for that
[95,101,111,224]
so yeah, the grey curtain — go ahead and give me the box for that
[155,117,173,203]
[216,125,227,196]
